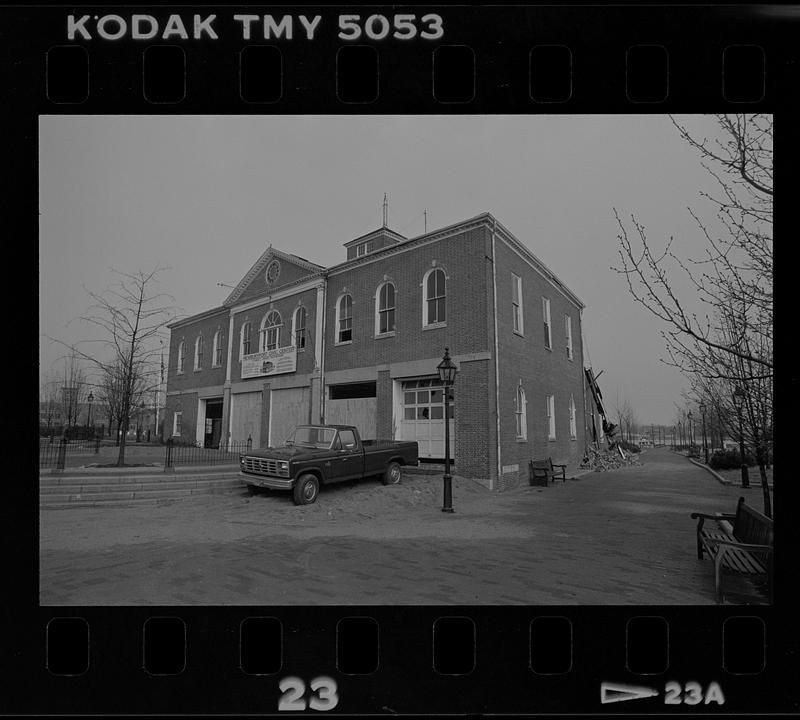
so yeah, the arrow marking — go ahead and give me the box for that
[601,682,660,704]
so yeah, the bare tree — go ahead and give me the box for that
[614,393,639,445]
[39,372,62,434]
[613,114,772,377]
[613,115,772,514]
[50,268,177,466]
[56,348,88,434]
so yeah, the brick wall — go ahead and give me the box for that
[454,358,495,487]
[325,227,492,373]
[492,235,587,482]
[230,287,319,384]
[164,391,198,444]
[167,309,229,397]
[376,370,393,439]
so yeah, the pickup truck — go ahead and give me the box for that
[239,424,419,505]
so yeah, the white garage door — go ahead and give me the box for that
[399,378,454,459]
[326,397,377,440]
[230,391,263,449]
[269,387,310,446]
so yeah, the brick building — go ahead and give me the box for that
[165,212,588,490]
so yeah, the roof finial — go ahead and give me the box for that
[424,209,427,234]
[382,193,388,228]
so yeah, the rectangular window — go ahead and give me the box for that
[173,412,182,436]
[241,324,251,358]
[569,394,577,439]
[515,387,527,439]
[547,394,556,440]
[512,273,523,334]
[543,297,552,350]
[565,314,573,359]
[356,241,373,257]
[329,382,377,400]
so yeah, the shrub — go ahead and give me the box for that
[709,448,756,470]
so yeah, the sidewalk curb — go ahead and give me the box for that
[688,457,732,485]
[687,457,774,491]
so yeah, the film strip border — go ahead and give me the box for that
[2,6,797,111]
[6,606,792,714]
[5,3,798,715]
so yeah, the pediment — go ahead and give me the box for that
[224,247,323,306]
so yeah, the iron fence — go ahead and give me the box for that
[164,438,253,469]
[39,436,101,468]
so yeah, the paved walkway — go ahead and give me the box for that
[39,448,769,605]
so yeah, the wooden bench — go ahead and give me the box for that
[690,497,773,603]
[529,458,567,486]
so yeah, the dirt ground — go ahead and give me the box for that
[39,449,771,605]
[40,472,519,550]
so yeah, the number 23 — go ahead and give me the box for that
[278,676,339,711]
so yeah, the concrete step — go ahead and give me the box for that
[40,477,243,495]
[40,470,240,487]
[40,478,246,507]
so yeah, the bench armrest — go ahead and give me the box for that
[690,512,736,520]
[714,539,773,555]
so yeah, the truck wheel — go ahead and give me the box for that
[293,474,319,505]
[382,461,402,485]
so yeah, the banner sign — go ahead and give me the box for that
[241,346,297,378]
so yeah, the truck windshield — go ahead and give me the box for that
[287,426,337,449]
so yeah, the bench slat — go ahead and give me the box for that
[692,496,773,603]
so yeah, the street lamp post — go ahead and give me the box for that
[699,401,708,464]
[687,411,693,455]
[437,348,458,514]
[86,391,94,437]
[733,387,750,488]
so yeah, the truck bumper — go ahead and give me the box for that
[240,472,294,490]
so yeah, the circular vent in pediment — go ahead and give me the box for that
[265,260,281,286]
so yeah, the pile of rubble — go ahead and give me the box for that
[580,446,642,472]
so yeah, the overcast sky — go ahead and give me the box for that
[39,114,729,427]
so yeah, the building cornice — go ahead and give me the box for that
[167,306,229,330]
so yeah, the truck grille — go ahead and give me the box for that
[242,457,289,477]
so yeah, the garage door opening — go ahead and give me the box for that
[399,377,454,462]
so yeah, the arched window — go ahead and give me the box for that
[240,321,251,359]
[336,294,353,343]
[260,311,282,351]
[177,340,186,374]
[194,335,204,370]
[423,268,446,326]
[376,282,396,335]
[515,384,527,440]
[212,330,223,367]
[293,306,307,349]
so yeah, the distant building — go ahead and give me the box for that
[165,212,588,491]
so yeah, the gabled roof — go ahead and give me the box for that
[223,246,324,306]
